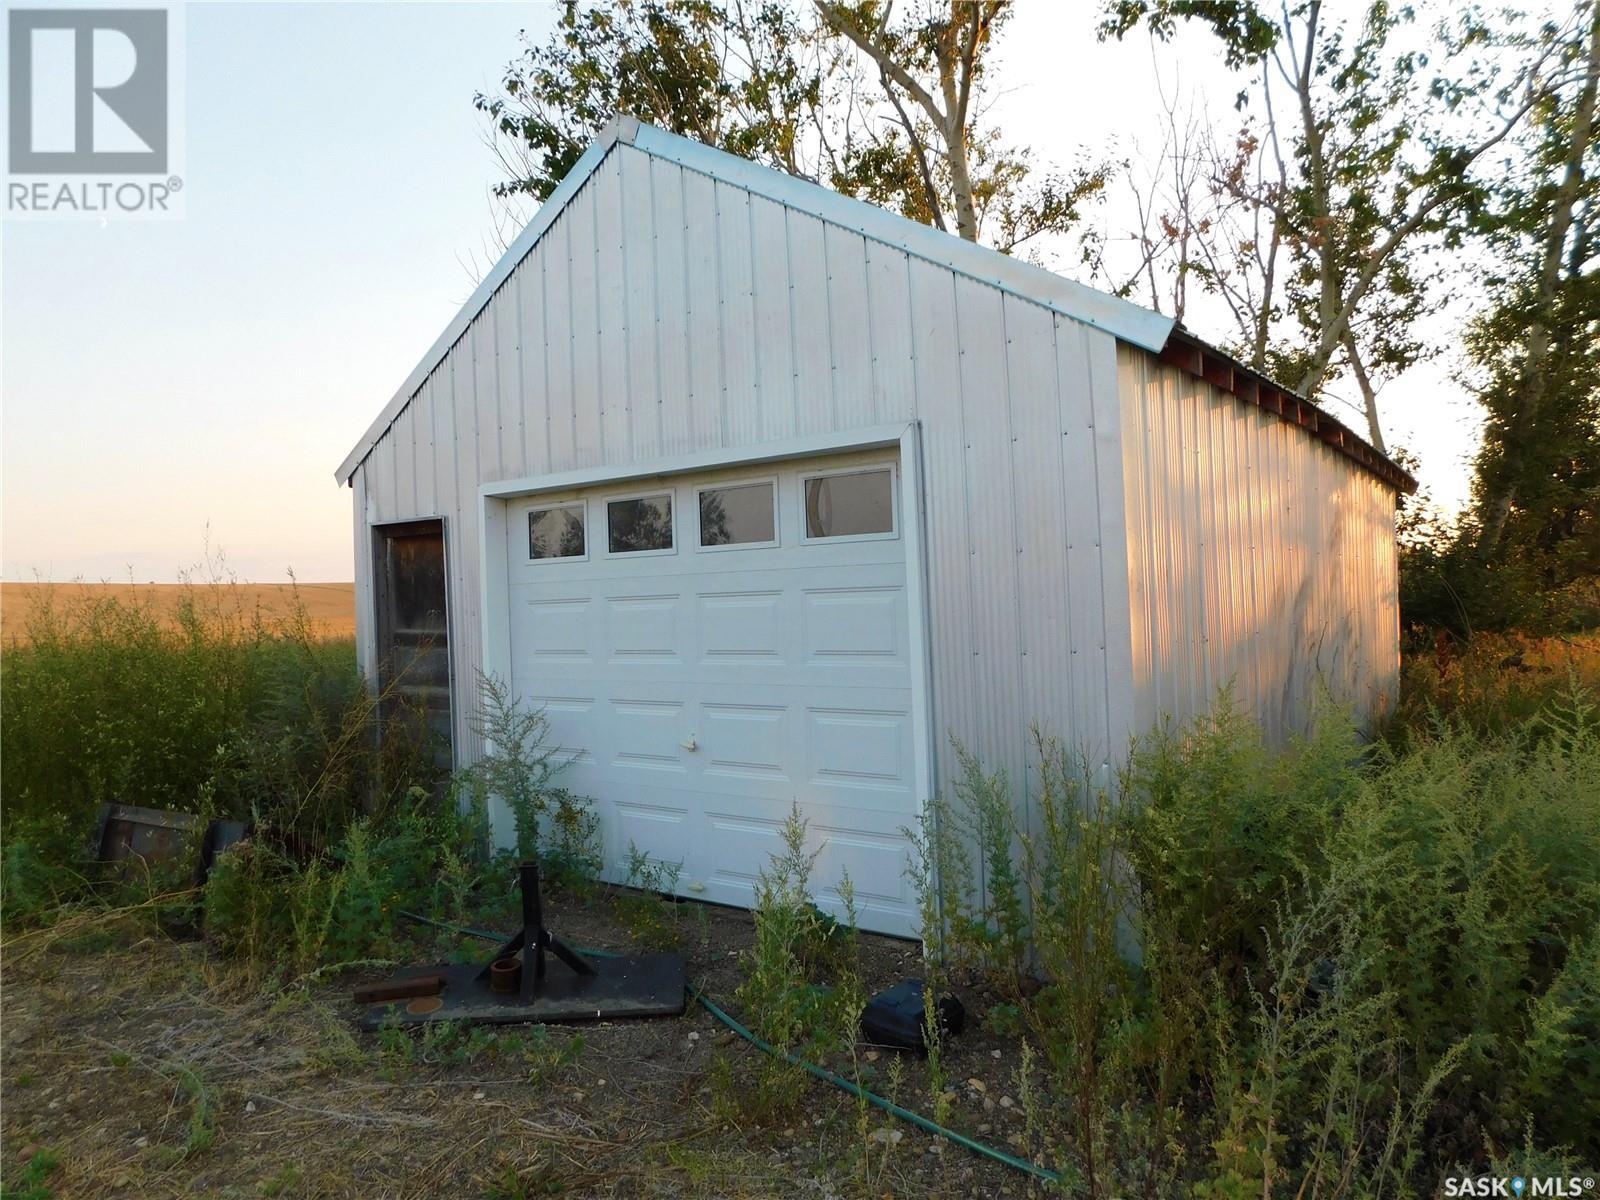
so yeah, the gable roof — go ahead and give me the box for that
[335,116,1173,486]
[335,117,1413,495]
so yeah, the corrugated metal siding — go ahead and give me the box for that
[1116,345,1400,739]
[352,142,1130,816]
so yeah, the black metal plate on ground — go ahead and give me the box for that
[355,955,686,1029]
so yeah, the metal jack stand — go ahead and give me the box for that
[355,859,686,1029]
[475,860,596,1000]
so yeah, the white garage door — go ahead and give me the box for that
[504,451,921,936]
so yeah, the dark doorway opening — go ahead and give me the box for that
[373,520,454,771]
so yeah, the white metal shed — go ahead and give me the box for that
[336,117,1411,936]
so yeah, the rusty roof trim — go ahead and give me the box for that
[1159,328,1418,495]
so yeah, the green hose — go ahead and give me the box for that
[395,909,1062,1186]
[689,985,1061,1184]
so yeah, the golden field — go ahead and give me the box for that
[0,581,356,644]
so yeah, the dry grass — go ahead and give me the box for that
[1393,629,1600,734]
[1,901,1031,1199]
[1,582,355,646]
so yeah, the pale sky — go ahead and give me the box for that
[1,0,1483,583]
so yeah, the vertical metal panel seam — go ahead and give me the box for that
[711,170,730,446]
[1218,394,1233,702]
[351,467,372,682]
[654,165,686,454]
[745,187,763,438]
[677,162,695,449]
[998,294,1031,841]
[861,234,879,424]
[1082,329,1123,763]
[1048,318,1076,742]
[445,353,464,756]
[590,181,608,463]
[1111,345,1143,733]
[782,204,801,435]
[617,151,635,460]
[463,337,483,757]
[407,406,419,515]
[467,337,481,516]
[1186,376,1210,708]
[903,252,917,420]
[822,221,840,430]
[540,229,553,464]
[1131,347,1154,738]
[568,195,581,457]
[491,283,505,478]
[513,268,527,478]
[948,268,986,904]
[1163,360,1184,720]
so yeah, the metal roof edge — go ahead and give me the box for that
[334,117,638,485]
[1160,328,1418,495]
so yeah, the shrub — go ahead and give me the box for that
[0,576,438,902]
[203,789,485,977]
[1396,484,1600,639]
[1390,630,1600,738]
[907,684,1600,1196]
[0,579,591,978]
[1126,690,1367,976]
[1330,715,1600,1153]
[1131,696,1600,1184]
[1,813,86,924]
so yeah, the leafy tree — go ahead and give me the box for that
[475,0,822,204]
[814,0,1107,250]
[1473,4,1600,575]
[1391,6,1598,635]
[476,0,1107,255]
[1103,0,1573,453]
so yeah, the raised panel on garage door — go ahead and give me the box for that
[504,452,920,936]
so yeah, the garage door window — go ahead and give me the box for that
[698,481,777,548]
[803,468,895,540]
[528,503,586,560]
[607,494,674,555]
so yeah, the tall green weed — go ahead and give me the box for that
[1,576,435,875]
[202,789,484,978]
[467,672,599,883]
[730,804,864,1123]
[908,683,1600,1195]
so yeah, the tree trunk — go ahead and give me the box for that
[1286,1,1345,404]
[943,115,980,241]
[1342,328,1386,453]
[935,12,980,242]
[815,0,984,240]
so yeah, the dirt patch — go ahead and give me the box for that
[1,894,1046,1198]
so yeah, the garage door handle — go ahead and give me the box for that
[680,736,697,752]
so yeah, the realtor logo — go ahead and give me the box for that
[7,7,168,174]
